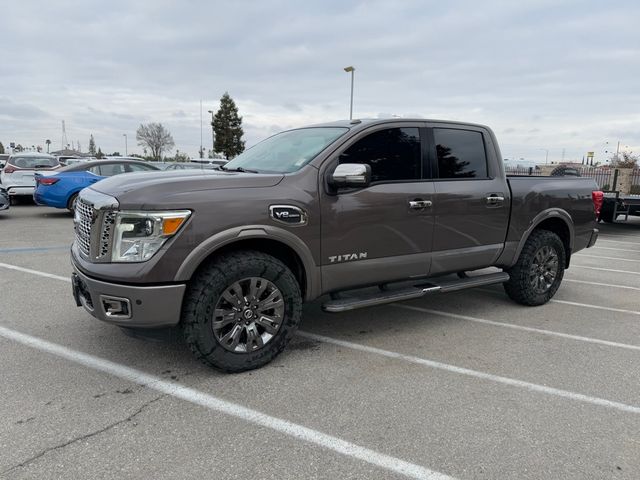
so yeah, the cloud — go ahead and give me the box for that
[0,0,639,162]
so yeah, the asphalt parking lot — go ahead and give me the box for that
[1,205,639,480]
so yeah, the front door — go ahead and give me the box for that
[427,124,510,275]
[320,124,435,293]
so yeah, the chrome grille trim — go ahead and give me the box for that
[74,199,93,257]
[73,190,120,262]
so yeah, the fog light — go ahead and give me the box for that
[100,295,132,319]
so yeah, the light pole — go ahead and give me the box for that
[122,134,128,156]
[207,109,215,154]
[343,66,355,120]
[539,148,549,164]
[200,99,204,158]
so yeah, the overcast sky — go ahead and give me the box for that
[1,0,638,163]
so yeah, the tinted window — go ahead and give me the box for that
[88,165,101,175]
[99,163,127,176]
[339,128,421,182]
[10,156,59,168]
[434,129,487,179]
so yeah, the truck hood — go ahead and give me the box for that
[90,170,285,206]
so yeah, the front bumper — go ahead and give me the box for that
[71,261,186,328]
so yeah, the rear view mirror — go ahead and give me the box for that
[330,163,371,189]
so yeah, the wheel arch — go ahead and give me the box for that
[66,188,84,209]
[512,209,574,268]
[174,225,320,301]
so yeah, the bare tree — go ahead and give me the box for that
[136,123,175,160]
[610,151,638,169]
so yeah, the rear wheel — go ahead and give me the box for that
[182,250,302,373]
[504,230,565,306]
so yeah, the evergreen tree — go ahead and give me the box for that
[96,147,104,159]
[213,92,245,159]
[0,142,4,154]
[88,135,96,155]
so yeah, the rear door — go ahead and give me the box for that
[428,124,510,275]
[319,123,435,292]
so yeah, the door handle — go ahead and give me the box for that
[409,200,433,209]
[485,195,505,205]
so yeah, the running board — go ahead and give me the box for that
[322,272,509,313]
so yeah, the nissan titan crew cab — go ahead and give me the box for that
[71,119,602,372]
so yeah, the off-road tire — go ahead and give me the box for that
[503,230,565,306]
[598,209,616,223]
[182,250,302,373]
[550,166,581,177]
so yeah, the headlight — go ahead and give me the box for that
[112,210,191,262]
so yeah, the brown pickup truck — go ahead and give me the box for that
[71,119,602,372]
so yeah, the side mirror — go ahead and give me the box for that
[330,163,371,189]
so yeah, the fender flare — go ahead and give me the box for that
[510,208,574,267]
[174,224,320,300]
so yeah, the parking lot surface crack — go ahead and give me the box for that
[0,394,165,476]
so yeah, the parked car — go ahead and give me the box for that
[34,159,160,211]
[70,118,601,373]
[0,187,9,211]
[0,153,60,200]
[165,162,221,171]
[190,158,228,168]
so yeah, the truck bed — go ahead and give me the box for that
[504,175,600,261]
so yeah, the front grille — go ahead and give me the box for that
[75,198,94,257]
[73,190,119,262]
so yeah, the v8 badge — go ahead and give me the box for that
[269,205,308,226]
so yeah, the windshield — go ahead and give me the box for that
[224,127,348,173]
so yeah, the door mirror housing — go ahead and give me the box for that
[330,163,371,189]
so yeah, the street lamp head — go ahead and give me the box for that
[343,66,354,72]
[207,110,213,114]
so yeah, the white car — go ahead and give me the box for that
[0,153,61,198]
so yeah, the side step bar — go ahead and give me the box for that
[322,272,509,313]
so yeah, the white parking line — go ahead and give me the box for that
[0,262,71,283]
[564,278,640,292]
[391,304,640,351]
[476,287,640,317]
[0,326,454,480]
[597,239,639,247]
[591,245,640,254]
[298,331,640,414]
[571,265,640,276]
[577,254,640,263]
[551,299,640,316]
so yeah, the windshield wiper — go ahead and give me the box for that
[219,166,260,173]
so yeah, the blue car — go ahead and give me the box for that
[34,159,160,211]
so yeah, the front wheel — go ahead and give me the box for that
[182,250,302,373]
[503,230,565,306]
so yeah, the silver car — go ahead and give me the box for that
[0,153,61,198]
